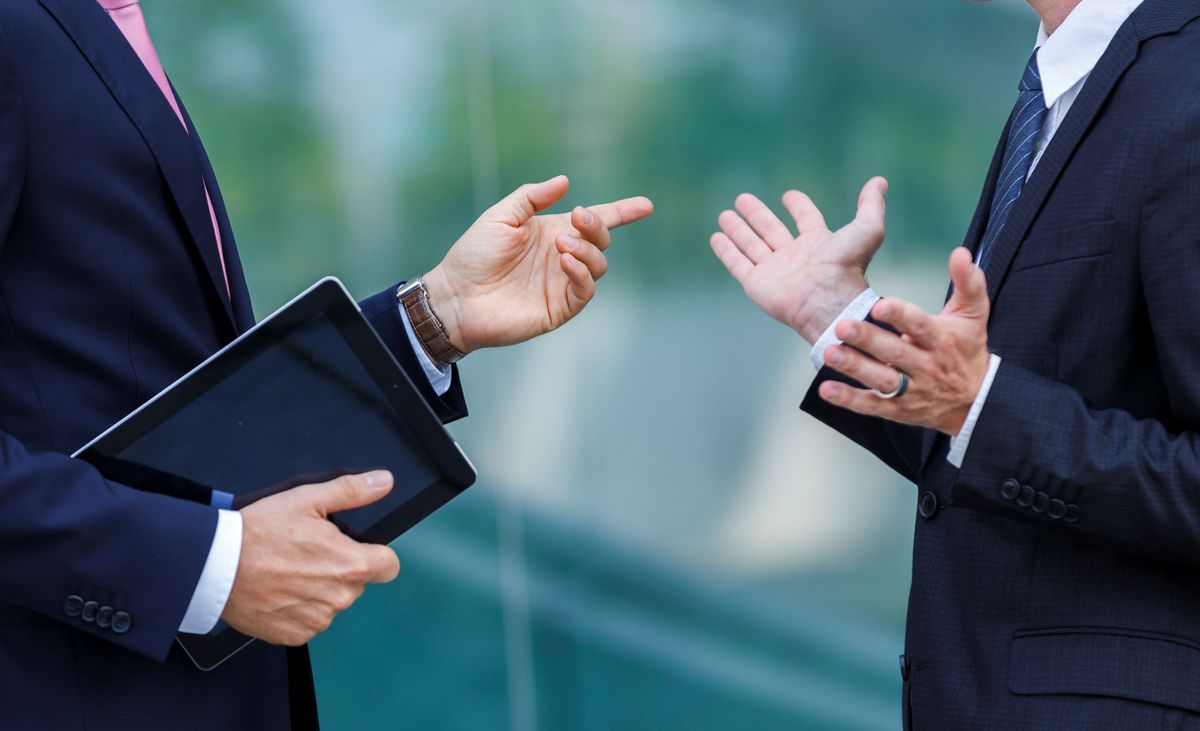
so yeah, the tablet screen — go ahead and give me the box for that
[86,307,444,538]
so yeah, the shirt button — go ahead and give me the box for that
[918,492,939,519]
[96,606,114,629]
[63,595,84,618]
[111,611,132,635]
[81,601,99,623]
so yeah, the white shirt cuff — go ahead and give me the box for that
[946,354,1002,468]
[809,288,880,371]
[400,303,453,396]
[179,509,242,635]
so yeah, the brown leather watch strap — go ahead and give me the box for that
[397,280,467,365]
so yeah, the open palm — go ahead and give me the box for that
[710,177,889,343]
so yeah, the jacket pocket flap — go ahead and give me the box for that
[1009,627,1200,713]
[1010,220,1127,272]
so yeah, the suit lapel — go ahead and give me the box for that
[977,31,1139,304]
[975,0,1200,304]
[174,87,258,333]
[963,116,1012,258]
[918,111,1013,470]
[37,0,237,331]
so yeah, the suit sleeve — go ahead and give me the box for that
[358,286,467,424]
[950,100,1200,566]
[0,22,220,661]
[801,318,927,484]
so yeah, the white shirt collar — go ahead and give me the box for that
[1034,0,1143,108]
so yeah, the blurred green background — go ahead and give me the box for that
[153,1,1036,728]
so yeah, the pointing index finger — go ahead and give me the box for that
[587,196,654,230]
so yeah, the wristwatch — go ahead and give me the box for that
[396,279,467,366]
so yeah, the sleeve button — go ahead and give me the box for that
[1017,485,1036,507]
[111,611,132,634]
[63,595,84,618]
[81,601,99,623]
[1048,499,1067,519]
[1032,492,1050,513]
[1001,479,1021,500]
[96,606,114,629]
[1064,505,1082,523]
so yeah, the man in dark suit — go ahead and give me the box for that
[712,0,1200,727]
[0,0,651,728]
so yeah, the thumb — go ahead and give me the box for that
[490,175,570,226]
[303,471,394,518]
[944,247,989,320]
[851,176,888,242]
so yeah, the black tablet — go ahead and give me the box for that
[73,277,477,670]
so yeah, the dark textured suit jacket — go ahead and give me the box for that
[803,1,1200,728]
[0,0,466,728]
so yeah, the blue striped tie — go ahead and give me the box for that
[976,51,1046,268]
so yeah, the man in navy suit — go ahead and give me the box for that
[0,0,651,728]
[713,0,1200,727]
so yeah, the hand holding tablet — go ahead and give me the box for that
[75,278,477,668]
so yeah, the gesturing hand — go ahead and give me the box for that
[819,247,993,435]
[422,175,653,354]
[220,471,402,647]
[710,177,888,343]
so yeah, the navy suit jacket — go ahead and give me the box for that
[803,1,1200,728]
[0,0,466,728]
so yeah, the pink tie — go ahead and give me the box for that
[96,0,231,298]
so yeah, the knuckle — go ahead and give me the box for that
[333,588,357,612]
[342,555,372,584]
[335,474,361,495]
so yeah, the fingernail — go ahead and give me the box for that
[563,236,580,251]
[826,349,844,366]
[363,470,392,489]
[579,208,594,225]
[843,324,858,339]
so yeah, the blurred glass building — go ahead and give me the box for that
[154,0,1036,727]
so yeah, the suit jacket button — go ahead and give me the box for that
[1017,485,1036,507]
[918,492,939,519]
[1032,492,1050,513]
[63,595,84,618]
[1001,479,1021,500]
[81,601,99,623]
[96,606,114,629]
[1064,505,1082,523]
[111,611,132,634]
[1048,499,1068,519]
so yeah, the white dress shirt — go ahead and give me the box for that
[809,0,1143,469]
[178,303,451,634]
